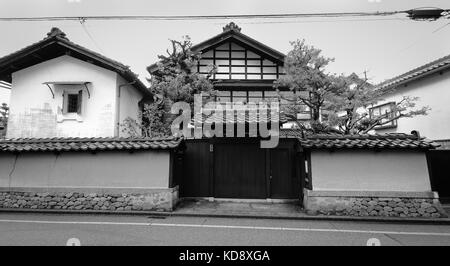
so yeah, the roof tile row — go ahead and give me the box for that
[193,109,289,124]
[378,54,450,90]
[0,137,182,153]
[0,131,437,152]
[298,133,437,150]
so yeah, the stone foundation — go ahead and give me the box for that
[0,187,179,212]
[304,190,447,218]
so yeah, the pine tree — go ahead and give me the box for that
[276,39,429,135]
[122,36,216,137]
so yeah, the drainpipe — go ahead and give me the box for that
[115,80,136,137]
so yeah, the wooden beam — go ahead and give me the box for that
[32,53,42,60]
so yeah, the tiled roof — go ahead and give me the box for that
[0,137,182,153]
[0,28,150,96]
[190,22,286,62]
[192,109,289,124]
[147,22,285,74]
[378,54,450,91]
[298,133,437,150]
[1,132,434,152]
[279,128,305,138]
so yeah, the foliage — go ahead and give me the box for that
[0,103,9,138]
[276,39,429,135]
[121,102,171,138]
[122,36,216,138]
[326,73,430,134]
[275,39,336,123]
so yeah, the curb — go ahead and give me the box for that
[167,212,450,225]
[1,208,450,225]
[0,208,171,217]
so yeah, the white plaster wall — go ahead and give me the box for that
[0,151,171,189]
[310,150,431,192]
[116,75,142,137]
[375,70,450,141]
[7,55,119,138]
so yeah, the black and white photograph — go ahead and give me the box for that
[0,0,450,253]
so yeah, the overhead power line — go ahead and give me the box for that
[0,7,447,22]
[79,19,105,54]
[0,11,414,22]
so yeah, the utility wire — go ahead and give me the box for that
[0,10,409,22]
[79,19,105,54]
[396,20,450,56]
[432,21,450,33]
[234,17,410,25]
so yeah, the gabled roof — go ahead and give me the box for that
[0,137,182,153]
[147,22,286,73]
[0,27,151,96]
[191,22,286,62]
[378,54,450,91]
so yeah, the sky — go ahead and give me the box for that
[0,0,449,102]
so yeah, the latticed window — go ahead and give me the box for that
[63,90,83,114]
[197,42,284,80]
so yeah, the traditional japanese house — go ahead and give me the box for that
[147,23,445,219]
[0,24,443,218]
[148,22,309,201]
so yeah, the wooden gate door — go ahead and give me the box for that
[180,140,211,197]
[427,150,450,203]
[214,143,267,199]
[269,148,299,199]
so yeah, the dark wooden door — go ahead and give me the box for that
[427,150,450,203]
[180,141,211,197]
[214,143,267,198]
[270,149,298,199]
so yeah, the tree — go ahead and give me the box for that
[0,103,9,138]
[122,103,171,138]
[276,39,429,135]
[324,73,380,135]
[274,39,338,133]
[121,36,216,138]
[325,73,430,134]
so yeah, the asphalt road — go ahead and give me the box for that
[0,212,450,246]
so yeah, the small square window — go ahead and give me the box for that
[67,94,79,113]
[63,90,83,115]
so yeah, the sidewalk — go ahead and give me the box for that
[1,200,450,224]
[170,199,450,224]
[174,199,304,218]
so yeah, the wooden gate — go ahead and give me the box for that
[214,142,267,198]
[180,140,211,197]
[427,150,450,203]
[270,148,300,199]
[181,138,302,200]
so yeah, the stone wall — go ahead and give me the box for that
[304,190,447,218]
[0,187,178,212]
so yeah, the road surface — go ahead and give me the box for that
[0,212,449,246]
